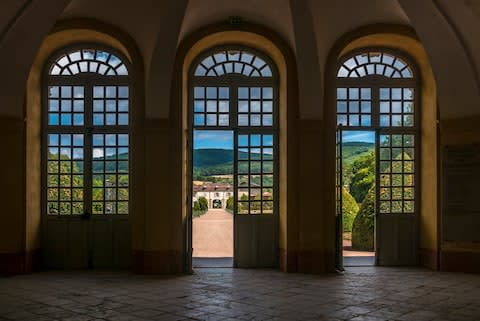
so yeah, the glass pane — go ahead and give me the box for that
[337,88,347,99]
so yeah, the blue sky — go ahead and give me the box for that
[342,131,375,143]
[193,129,374,150]
[194,130,233,149]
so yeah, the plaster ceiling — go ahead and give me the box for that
[60,0,167,69]
[1,0,479,119]
[309,0,411,67]
[179,0,295,50]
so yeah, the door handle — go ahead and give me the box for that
[81,211,91,220]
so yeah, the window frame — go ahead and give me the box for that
[189,45,280,216]
[42,43,132,218]
[335,47,421,216]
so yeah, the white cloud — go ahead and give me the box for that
[93,148,104,159]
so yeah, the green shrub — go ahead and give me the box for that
[226,196,234,210]
[193,201,201,211]
[351,186,375,251]
[226,196,234,213]
[349,151,375,204]
[192,199,208,217]
[198,196,208,211]
[342,188,359,232]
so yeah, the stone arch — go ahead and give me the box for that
[171,22,298,272]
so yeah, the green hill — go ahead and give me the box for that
[193,148,234,168]
[342,142,374,165]
[193,148,271,180]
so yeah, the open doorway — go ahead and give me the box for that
[192,130,234,268]
[339,130,376,267]
[188,46,279,270]
[335,51,420,269]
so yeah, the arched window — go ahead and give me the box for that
[337,51,413,79]
[194,49,273,77]
[44,46,130,216]
[191,46,277,215]
[335,48,419,266]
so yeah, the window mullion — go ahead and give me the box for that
[84,81,93,216]
[231,85,238,129]
[372,85,380,128]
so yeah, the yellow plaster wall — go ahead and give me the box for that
[143,122,182,251]
[296,120,335,271]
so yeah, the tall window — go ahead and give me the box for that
[192,47,278,215]
[336,50,418,215]
[44,47,130,216]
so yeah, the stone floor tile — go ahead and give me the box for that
[0,267,478,321]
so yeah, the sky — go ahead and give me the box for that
[193,129,375,150]
[342,131,375,143]
[194,130,233,149]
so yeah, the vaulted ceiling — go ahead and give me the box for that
[0,0,479,119]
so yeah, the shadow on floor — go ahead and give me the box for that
[193,257,234,268]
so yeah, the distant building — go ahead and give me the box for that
[193,183,232,209]
[192,182,272,209]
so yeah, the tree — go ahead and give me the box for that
[349,151,375,204]
[193,201,201,211]
[238,193,249,213]
[342,188,359,232]
[226,196,234,211]
[198,196,208,211]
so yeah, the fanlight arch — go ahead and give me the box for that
[194,49,273,77]
[49,48,129,76]
[337,51,413,79]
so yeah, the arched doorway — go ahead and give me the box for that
[189,46,279,268]
[335,48,420,268]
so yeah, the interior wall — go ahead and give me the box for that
[0,0,71,276]
[0,116,26,274]
[439,117,480,273]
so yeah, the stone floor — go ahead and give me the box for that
[193,258,233,268]
[0,267,479,321]
[343,256,375,267]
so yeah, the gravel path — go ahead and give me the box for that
[192,209,233,257]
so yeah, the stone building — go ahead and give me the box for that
[193,183,232,209]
